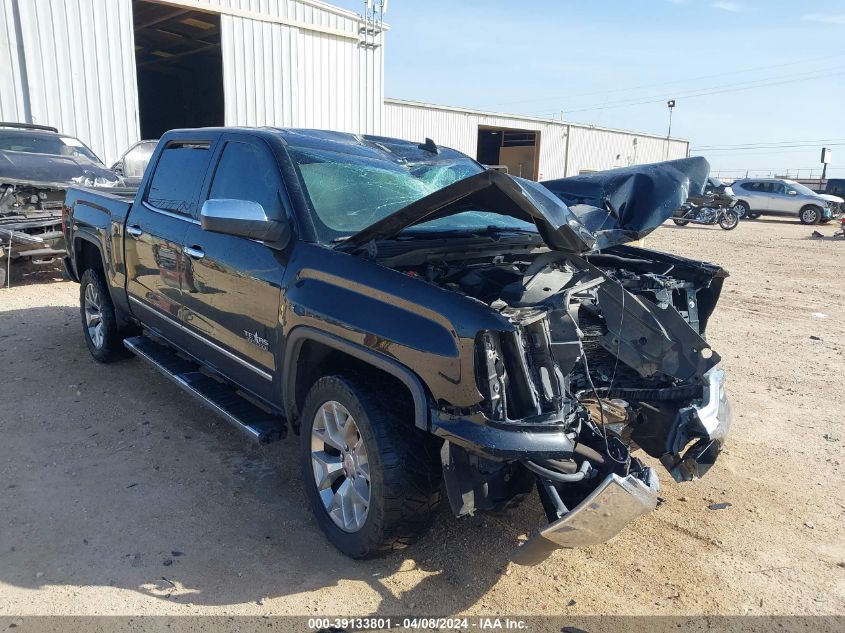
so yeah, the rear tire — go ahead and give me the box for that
[79,268,128,363]
[300,374,441,558]
[799,206,822,225]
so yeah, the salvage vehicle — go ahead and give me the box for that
[110,139,158,188]
[63,128,732,563]
[0,122,120,285]
[731,178,835,224]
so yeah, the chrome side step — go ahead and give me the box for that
[124,336,285,443]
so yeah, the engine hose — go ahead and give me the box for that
[523,458,592,483]
[573,443,606,466]
[591,384,701,402]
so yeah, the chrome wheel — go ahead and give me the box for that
[310,401,370,533]
[83,282,104,349]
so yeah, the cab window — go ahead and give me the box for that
[146,142,212,218]
[208,141,282,219]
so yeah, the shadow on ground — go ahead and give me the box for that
[2,259,66,289]
[0,305,542,614]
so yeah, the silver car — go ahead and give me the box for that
[731,178,837,225]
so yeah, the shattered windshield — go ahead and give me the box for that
[288,146,534,240]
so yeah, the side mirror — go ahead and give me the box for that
[111,161,124,176]
[788,190,797,196]
[200,199,290,246]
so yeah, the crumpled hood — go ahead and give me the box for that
[344,157,710,253]
[541,157,710,249]
[0,150,118,188]
[818,193,844,204]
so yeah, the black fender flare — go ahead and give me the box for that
[282,327,430,432]
[72,231,105,277]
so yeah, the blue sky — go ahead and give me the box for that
[331,0,845,178]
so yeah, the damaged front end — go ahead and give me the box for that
[430,246,730,563]
[0,183,68,272]
[344,157,732,564]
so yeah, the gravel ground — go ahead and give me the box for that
[0,217,843,618]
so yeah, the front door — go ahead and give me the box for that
[125,140,215,340]
[180,137,287,404]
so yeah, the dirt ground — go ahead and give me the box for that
[0,217,843,619]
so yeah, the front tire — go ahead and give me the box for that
[799,206,822,225]
[300,375,441,558]
[733,201,750,219]
[673,218,690,226]
[719,210,739,230]
[79,268,127,362]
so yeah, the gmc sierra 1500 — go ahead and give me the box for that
[63,128,731,563]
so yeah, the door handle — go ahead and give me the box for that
[185,245,205,260]
[126,225,143,237]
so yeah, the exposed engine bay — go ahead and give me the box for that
[392,242,730,562]
[0,184,67,284]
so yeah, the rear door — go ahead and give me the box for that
[743,181,774,213]
[180,135,288,404]
[124,138,215,341]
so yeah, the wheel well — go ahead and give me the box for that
[74,239,105,277]
[801,204,821,211]
[289,339,419,433]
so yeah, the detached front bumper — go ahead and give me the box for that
[513,470,660,565]
[661,366,732,482]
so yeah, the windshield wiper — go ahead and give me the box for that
[397,225,539,240]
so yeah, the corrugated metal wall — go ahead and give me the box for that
[0,0,382,165]
[209,0,383,134]
[0,0,139,166]
[384,99,690,180]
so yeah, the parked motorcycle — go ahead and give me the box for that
[673,191,740,231]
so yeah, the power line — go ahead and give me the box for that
[695,143,845,154]
[489,52,845,108]
[529,67,845,117]
[694,138,845,150]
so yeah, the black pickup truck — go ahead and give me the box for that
[63,128,732,563]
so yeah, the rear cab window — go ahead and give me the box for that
[146,141,212,219]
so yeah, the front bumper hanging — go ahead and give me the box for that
[512,470,660,565]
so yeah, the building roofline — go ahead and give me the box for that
[147,0,389,40]
[384,98,689,144]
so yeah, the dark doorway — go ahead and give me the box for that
[476,126,540,180]
[132,0,224,140]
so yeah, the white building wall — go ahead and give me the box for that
[0,0,140,166]
[384,99,690,180]
[214,0,383,134]
[0,0,383,165]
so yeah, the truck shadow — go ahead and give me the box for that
[0,305,544,615]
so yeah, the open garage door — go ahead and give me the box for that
[476,126,540,180]
[132,0,224,139]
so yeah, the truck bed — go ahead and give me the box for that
[65,186,137,223]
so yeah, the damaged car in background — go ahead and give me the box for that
[63,128,731,563]
[0,122,120,285]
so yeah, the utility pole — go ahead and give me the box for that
[665,99,675,160]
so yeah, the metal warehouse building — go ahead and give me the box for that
[1,0,688,176]
[384,99,689,181]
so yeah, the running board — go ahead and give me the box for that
[124,336,285,443]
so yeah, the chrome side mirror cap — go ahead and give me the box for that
[200,199,290,246]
